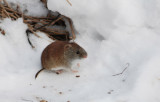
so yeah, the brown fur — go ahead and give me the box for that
[35,41,87,79]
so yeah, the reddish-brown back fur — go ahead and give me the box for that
[41,41,87,70]
[41,41,68,69]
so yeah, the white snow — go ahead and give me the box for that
[0,0,160,102]
[7,0,48,17]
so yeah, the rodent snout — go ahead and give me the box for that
[83,55,87,58]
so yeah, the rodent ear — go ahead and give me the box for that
[64,44,72,50]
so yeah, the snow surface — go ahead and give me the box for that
[7,0,48,17]
[0,0,160,102]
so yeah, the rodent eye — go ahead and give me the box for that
[76,51,80,54]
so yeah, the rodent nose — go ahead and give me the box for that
[83,55,87,58]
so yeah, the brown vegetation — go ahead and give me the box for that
[0,0,76,41]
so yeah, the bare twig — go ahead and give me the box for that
[68,18,75,40]
[9,13,17,19]
[49,15,63,26]
[66,0,72,6]
[112,63,130,76]
[40,27,68,35]
[27,25,41,38]
[3,0,10,8]
[0,3,10,18]
[63,16,76,40]
[1,11,6,18]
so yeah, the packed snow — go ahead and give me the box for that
[0,0,160,102]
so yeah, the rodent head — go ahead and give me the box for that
[64,42,87,61]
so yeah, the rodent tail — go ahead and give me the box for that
[35,68,45,79]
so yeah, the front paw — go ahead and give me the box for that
[71,69,78,73]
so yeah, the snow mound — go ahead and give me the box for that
[0,0,160,102]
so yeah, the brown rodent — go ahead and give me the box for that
[35,41,87,78]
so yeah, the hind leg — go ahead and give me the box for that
[51,67,65,74]
[55,69,64,74]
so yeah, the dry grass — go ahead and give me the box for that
[0,0,76,41]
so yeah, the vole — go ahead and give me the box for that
[35,41,87,79]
